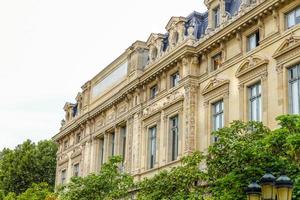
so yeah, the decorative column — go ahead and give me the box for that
[183,84,198,154]
[261,72,269,125]
[238,83,245,121]
[276,65,285,114]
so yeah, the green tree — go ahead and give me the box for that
[17,182,54,200]
[59,156,133,200]
[137,151,206,200]
[0,140,57,195]
[206,115,300,199]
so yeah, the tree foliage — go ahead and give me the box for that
[57,115,300,200]
[137,151,206,200]
[0,183,56,200]
[58,156,133,200]
[206,115,300,199]
[0,140,58,195]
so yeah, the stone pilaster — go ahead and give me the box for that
[183,84,198,154]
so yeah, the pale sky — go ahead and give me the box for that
[0,0,206,150]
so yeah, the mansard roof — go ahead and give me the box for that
[186,11,208,39]
[225,0,241,17]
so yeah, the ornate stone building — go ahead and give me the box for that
[53,0,300,186]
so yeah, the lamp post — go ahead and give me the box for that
[246,181,262,200]
[246,173,293,200]
[275,174,293,200]
[260,172,276,200]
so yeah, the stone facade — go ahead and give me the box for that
[53,0,300,186]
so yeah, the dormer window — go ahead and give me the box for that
[213,6,220,28]
[286,6,300,29]
[151,47,158,61]
[247,30,260,52]
[150,85,158,100]
[212,53,222,71]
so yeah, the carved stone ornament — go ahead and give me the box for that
[58,154,69,165]
[202,77,230,95]
[71,147,82,159]
[273,34,300,59]
[142,90,184,117]
[235,55,269,78]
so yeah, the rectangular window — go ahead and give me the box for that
[121,126,127,162]
[150,85,158,100]
[212,53,222,71]
[247,31,260,52]
[289,64,300,114]
[99,138,104,166]
[286,6,300,29]
[61,169,66,184]
[111,133,115,156]
[170,115,179,161]
[170,72,180,88]
[149,126,157,169]
[64,140,68,150]
[76,133,81,143]
[212,100,224,142]
[213,6,220,28]
[73,163,79,177]
[249,83,262,122]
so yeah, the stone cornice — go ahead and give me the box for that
[53,0,288,141]
[195,0,285,54]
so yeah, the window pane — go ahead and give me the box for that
[292,81,300,114]
[287,11,296,28]
[258,96,262,121]
[296,8,300,24]
[248,34,256,51]
[251,100,257,121]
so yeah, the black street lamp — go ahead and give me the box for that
[275,174,293,200]
[260,172,276,200]
[246,172,293,200]
[246,181,262,200]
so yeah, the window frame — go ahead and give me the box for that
[212,100,224,142]
[170,115,179,161]
[247,30,260,52]
[213,6,220,28]
[99,138,104,166]
[288,64,300,114]
[111,132,115,156]
[212,52,222,71]
[170,71,180,88]
[73,163,80,177]
[120,126,127,163]
[149,84,158,100]
[148,126,157,169]
[61,169,67,184]
[248,82,262,122]
[285,6,300,29]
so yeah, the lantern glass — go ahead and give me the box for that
[276,187,293,200]
[261,184,274,199]
[247,194,261,200]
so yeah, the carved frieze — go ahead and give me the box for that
[71,146,82,159]
[58,154,69,166]
[142,90,184,117]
